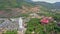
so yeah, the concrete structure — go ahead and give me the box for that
[0,17,25,33]
[29,13,41,18]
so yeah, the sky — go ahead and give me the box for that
[32,0,60,3]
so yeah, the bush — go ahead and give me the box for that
[4,30,17,34]
[25,18,60,34]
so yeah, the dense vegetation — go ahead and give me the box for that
[25,18,60,34]
[4,30,17,34]
[0,0,33,9]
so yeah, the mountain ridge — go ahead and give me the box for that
[26,0,60,9]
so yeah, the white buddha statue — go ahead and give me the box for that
[19,17,24,32]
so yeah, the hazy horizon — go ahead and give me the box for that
[32,0,60,3]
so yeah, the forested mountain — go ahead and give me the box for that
[26,0,60,9]
[0,0,60,9]
[0,0,17,8]
[0,0,60,18]
[53,2,60,9]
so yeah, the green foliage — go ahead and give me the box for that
[25,18,40,34]
[53,13,60,22]
[0,0,33,9]
[0,0,18,8]
[25,18,60,34]
[4,30,17,34]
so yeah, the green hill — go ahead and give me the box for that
[0,0,60,18]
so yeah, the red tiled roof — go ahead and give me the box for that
[40,18,49,24]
